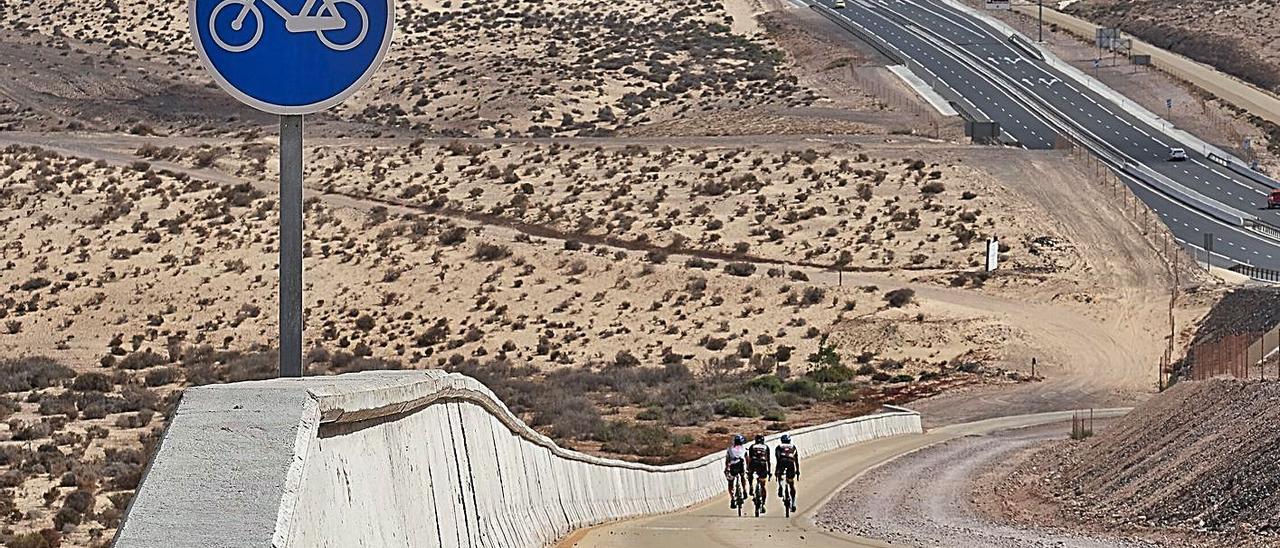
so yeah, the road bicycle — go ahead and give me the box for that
[209,0,369,53]
[729,473,747,517]
[780,478,795,517]
[752,475,767,517]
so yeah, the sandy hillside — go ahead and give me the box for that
[0,0,894,139]
[1064,1,1280,96]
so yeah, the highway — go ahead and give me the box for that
[556,410,1130,548]
[815,0,1280,273]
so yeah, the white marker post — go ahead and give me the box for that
[985,236,1000,272]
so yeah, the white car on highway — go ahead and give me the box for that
[833,0,845,7]
[1168,148,1188,162]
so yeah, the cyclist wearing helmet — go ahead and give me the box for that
[724,434,748,508]
[747,434,771,511]
[775,434,800,512]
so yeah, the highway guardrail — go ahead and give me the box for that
[1121,162,1254,227]
[1208,153,1280,190]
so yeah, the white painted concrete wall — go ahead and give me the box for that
[117,371,922,548]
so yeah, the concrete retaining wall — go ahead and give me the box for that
[115,371,922,548]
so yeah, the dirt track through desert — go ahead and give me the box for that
[816,421,1162,548]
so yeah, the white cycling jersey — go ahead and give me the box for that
[725,444,747,464]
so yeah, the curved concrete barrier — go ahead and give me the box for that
[115,371,922,548]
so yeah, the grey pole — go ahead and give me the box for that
[1037,0,1043,43]
[280,115,304,377]
[1203,233,1213,271]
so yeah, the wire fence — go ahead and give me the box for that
[1188,327,1280,381]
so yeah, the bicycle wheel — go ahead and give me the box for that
[784,483,792,517]
[316,0,369,51]
[209,0,263,53]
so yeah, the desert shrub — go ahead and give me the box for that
[0,470,26,488]
[723,262,756,277]
[71,372,113,392]
[62,489,95,515]
[783,378,823,399]
[118,350,167,370]
[354,315,375,331]
[144,367,181,387]
[702,337,727,351]
[614,351,640,368]
[808,364,855,383]
[0,395,19,420]
[10,420,53,441]
[438,227,467,246]
[595,421,690,457]
[6,530,59,548]
[713,397,760,418]
[645,250,668,264]
[115,410,154,429]
[531,396,602,441]
[775,345,793,363]
[37,394,78,418]
[224,352,277,382]
[53,506,82,530]
[0,358,75,393]
[118,385,157,412]
[685,257,716,270]
[635,407,661,421]
[884,288,915,308]
[19,277,51,291]
[921,181,945,195]
[762,408,786,422]
[473,243,511,261]
[747,375,784,393]
[870,371,892,383]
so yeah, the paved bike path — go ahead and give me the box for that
[556,409,1129,548]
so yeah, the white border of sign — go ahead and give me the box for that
[188,0,395,115]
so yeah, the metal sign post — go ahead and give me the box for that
[1204,233,1214,271]
[280,115,304,376]
[189,0,394,377]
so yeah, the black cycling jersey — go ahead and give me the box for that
[774,442,800,478]
[747,442,770,473]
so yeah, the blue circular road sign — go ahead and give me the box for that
[189,0,393,114]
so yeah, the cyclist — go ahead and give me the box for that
[775,434,800,512]
[746,434,771,512]
[724,434,748,509]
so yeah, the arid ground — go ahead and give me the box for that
[0,0,1225,545]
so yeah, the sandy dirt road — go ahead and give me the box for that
[557,409,1129,548]
[816,418,1167,548]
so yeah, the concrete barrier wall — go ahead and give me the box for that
[116,371,922,548]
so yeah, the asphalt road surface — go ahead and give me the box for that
[816,0,1280,272]
[556,410,1129,548]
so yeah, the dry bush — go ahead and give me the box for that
[0,357,74,393]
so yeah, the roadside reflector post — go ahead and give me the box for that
[280,115,304,377]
